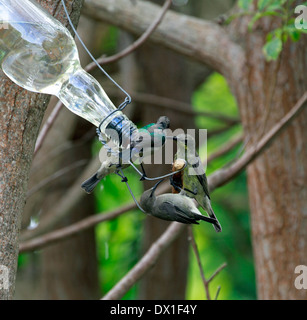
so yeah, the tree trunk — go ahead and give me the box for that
[231,15,307,299]
[0,84,49,300]
[0,0,83,300]
[15,13,100,300]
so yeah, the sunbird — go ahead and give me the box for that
[81,116,170,193]
[170,133,222,232]
[140,182,219,227]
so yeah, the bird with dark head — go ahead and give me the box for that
[140,180,220,227]
[170,133,222,232]
[128,115,170,161]
[81,116,170,193]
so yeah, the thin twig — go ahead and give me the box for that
[105,88,240,125]
[34,100,64,156]
[85,0,172,70]
[188,226,211,300]
[207,133,243,163]
[26,159,88,199]
[19,201,136,253]
[207,262,227,284]
[188,227,227,300]
[214,286,221,300]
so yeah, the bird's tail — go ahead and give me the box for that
[207,204,222,233]
[81,173,100,194]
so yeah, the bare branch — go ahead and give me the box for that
[209,91,307,190]
[83,0,245,80]
[19,201,136,253]
[85,0,172,70]
[105,88,240,125]
[187,226,211,299]
[19,156,101,242]
[207,133,243,163]
[101,222,186,300]
[188,227,227,300]
[207,263,227,284]
[34,100,63,156]
[26,159,88,199]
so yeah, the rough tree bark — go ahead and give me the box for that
[0,0,83,300]
[84,0,307,299]
[231,13,307,300]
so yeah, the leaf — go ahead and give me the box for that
[283,25,302,42]
[238,0,253,10]
[262,36,283,61]
[289,30,301,41]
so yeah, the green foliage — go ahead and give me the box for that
[237,0,306,61]
[263,33,283,61]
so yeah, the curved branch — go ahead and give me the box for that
[34,100,63,156]
[102,222,186,300]
[83,0,245,80]
[19,201,136,253]
[209,91,307,190]
[19,156,101,242]
[85,0,172,70]
[104,88,240,125]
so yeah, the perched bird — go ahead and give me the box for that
[81,116,170,193]
[140,183,219,227]
[170,134,222,232]
[128,115,170,162]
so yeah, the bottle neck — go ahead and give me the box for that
[103,113,138,147]
[58,67,117,126]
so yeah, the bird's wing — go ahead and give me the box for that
[191,157,211,200]
[159,201,199,225]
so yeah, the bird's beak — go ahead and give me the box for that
[149,188,155,198]
[150,178,164,197]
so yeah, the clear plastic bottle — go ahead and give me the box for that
[0,0,137,146]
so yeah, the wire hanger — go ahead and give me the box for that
[60,0,131,111]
